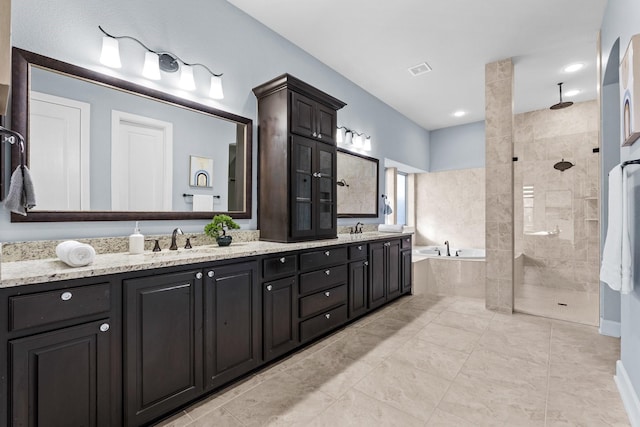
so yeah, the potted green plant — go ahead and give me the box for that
[204,214,240,247]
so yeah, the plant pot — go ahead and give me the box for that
[216,235,233,247]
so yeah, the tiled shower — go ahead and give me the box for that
[513,100,600,325]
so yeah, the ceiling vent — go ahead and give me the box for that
[408,62,432,76]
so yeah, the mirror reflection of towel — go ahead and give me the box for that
[4,166,36,216]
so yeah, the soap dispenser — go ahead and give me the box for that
[129,221,145,254]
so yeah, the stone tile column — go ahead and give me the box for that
[485,59,514,313]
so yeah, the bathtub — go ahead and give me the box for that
[413,246,485,260]
[412,245,486,298]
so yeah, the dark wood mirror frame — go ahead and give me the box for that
[336,148,379,218]
[8,47,252,222]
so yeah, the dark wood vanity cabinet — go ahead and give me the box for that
[124,269,203,426]
[253,74,346,242]
[203,261,261,391]
[263,276,299,361]
[401,236,413,294]
[2,278,120,427]
[348,244,369,319]
[369,239,403,309]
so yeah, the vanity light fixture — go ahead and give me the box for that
[98,25,224,99]
[337,126,372,151]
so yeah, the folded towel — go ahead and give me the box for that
[600,165,634,293]
[4,165,36,216]
[56,241,96,267]
[378,224,404,233]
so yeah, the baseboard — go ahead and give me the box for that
[599,318,621,337]
[615,360,640,427]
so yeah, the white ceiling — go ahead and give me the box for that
[227,0,607,130]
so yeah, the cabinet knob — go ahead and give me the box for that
[325,291,331,297]
[60,291,72,301]
[325,270,331,275]
[325,251,330,256]
[318,134,322,139]
[364,261,369,266]
[266,285,273,291]
[279,257,286,263]
[385,242,390,247]
[195,272,203,279]
[207,271,215,278]
[99,323,110,332]
[358,245,362,250]
[313,132,317,137]
[325,313,331,319]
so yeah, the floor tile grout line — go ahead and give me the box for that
[543,320,554,427]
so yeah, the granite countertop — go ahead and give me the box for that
[0,232,412,288]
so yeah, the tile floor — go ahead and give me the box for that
[155,294,629,427]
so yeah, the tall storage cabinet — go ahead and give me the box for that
[253,74,346,242]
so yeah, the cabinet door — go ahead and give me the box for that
[316,103,337,143]
[263,276,299,361]
[315,143,336,239]
[387,240,402,301]
[290,92,316,139]
[10,319,112,427]
[349,260,368,319]
[401,250,412,294]
[204,262,260,390]
[124,270,203,426]
[291,136,316,239]
[368,242,387,309]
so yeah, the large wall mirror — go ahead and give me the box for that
[9,48,252,222]
[336,148,379,218]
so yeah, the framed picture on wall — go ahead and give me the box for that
[620,33,640,146]
[190,155,214,187]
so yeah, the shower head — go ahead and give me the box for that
[553,159,574,172]
[550,82,573,110]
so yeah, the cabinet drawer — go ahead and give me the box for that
[10,283,111,332]
[263,254,297,279]
[349,244,367,260]
[401,236,412,249]
[300,247,347,271]
[299,284,347,318]
[299,264,347,295]
[300,305,347,342]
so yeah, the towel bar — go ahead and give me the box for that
[182,193,221,199]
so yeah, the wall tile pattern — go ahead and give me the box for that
[485,59,514,313]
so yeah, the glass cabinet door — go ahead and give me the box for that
[291,137,315,238]
[316,144,336,237]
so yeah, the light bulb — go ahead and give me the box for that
[179,65,196,91]
[354,134,363,148]
[142,52,161,80]
[209,75,224,99]
[336,127,344,143]
[344,131,353,145]
[100,37,121,68]
[363,136,372,151]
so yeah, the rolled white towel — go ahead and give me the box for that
[378,224,404,233]
[56,240,96,267]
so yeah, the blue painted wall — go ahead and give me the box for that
[429,121,485,171]
[3,0,430,241]
[601,0,640,411]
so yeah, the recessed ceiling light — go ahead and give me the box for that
[563,63,584,73]
[408,62,432,76]
[453,110,466,117]
[564,89,580,97]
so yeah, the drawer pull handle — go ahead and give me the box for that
[207,271,215,278]
[266,285,273,291]
[99,323,110,332]
[364,261,369,266]
[325,251,330,256]
[325,291,331,297]
[196,272,203,280]
[325,270,330,275]
[325,313,331,319]
[279,257,286,263]
[60,292,72,301]
[385,242,390,247]
[313,132,318,137]
[358,246,362,250]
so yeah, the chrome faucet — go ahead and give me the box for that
[170,228,184,250]
[355,222,363,234]
[444,240,451,256]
